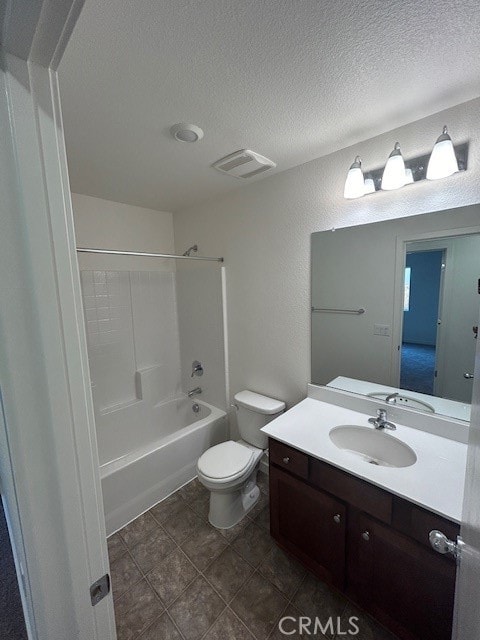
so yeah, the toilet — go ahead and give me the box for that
[197,390,285,529]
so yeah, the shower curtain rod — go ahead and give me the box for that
[76,247,224,262]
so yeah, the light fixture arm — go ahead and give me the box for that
[350,156,362,169]
[435,125,452,144]
[389,142,402,157]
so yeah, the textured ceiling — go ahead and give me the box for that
[59,0,480,212]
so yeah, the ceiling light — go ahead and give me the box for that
[344,156,365,199]
[381,143,406,190]
[170,123,204,143]
[426,126,459,180]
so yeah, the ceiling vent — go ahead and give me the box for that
[212,149,276,178]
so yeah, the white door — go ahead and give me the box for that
[451,305,480,639]
[0,2,116,638]
[438,235,480,402]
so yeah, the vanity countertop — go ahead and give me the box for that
[262,397,467,523]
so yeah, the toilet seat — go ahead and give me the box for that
[197,441,259,484]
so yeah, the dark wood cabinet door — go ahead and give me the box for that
[269,464,346,588]
[351,513,456,640]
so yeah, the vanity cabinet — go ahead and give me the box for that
[269,465,346,588]
[268,438,459,640]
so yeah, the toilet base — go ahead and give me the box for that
[208,475,261,529]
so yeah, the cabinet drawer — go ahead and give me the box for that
[393,499,460,553]
[310,458,392,524]
[269,439,309,479]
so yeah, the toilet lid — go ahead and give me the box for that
[198,441,254,480]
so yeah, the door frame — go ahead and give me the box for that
[453,302,480,639]
[391,225,480,390]
[0,2,116,639]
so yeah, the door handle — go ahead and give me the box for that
[429,530,463,559]
[464,373,474,379]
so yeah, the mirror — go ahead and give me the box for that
[311,203,480,422]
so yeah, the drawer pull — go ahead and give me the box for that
[333,514,341,524]
[283,457,290,464]
[362,531,370,542]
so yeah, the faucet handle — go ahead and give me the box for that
[377,408,387,420]
[191,360,203,377]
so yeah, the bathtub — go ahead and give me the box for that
[100,397,227,535]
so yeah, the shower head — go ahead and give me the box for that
[182,244,198,257]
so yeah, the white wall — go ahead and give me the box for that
[72,192,175,271]
[173,98,480,413]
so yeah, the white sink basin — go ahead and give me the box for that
[329,425,417,468]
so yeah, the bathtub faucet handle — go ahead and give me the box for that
[191,361,204,377]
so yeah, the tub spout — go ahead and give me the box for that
[188,387,202,398]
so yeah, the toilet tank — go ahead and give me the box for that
[234,390,285,449]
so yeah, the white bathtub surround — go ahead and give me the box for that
[81,269,182,417]
[79,259,229,535]
[262,385,467,523]
[102,398,227,535]
[176,266,227,412]
[80,267,228,532]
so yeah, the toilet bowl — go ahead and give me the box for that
[197,390,285,529]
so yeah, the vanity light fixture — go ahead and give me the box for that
[426,126,459,180]
[343,125,466,199]
[343,156,365,199]
[381,142,406,191]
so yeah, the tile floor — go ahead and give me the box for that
[108,472,398,640]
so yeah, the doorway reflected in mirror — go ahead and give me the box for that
[311,203,480,421]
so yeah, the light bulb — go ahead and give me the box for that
[426,126,459,180]
[344,156,365,199]
[381,142,406,190]
[405,168,414,184]
[364,178,376,194]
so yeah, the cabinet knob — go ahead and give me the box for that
[333,514,341,524]
[283,457,290,464]
[362,531,370,542]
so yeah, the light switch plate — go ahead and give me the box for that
[374,324,391,336]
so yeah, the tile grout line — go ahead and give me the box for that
[142,528,275,638]
[111,476,279,640]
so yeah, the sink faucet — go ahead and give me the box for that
[385,392,399,404]
[368,408,396,431]
[187,387,202,398]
